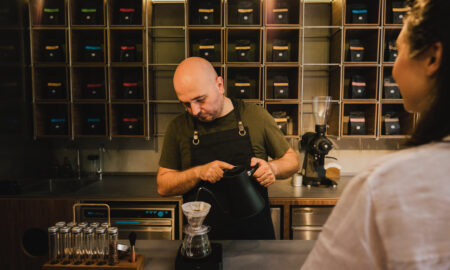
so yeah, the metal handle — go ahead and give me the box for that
[73,203,111,226]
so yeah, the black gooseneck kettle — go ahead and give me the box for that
[196,165,265,219]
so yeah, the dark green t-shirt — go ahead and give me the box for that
[159,100,290,170]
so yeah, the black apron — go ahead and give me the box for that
[183,99,275,240]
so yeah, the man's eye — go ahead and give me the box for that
[183,102,191,108]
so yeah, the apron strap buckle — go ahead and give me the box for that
[238,121,246,136]
[192,130,200,145]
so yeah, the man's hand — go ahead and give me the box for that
[196,161,235,183]
[251,157,276,188]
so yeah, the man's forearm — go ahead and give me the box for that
[269,148,300,179]
[157,166,201,196]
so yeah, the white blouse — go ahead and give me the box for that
[301,137,450,270]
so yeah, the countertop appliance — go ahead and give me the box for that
[80,201,178,240]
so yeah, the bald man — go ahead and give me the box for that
[157,57,299,240]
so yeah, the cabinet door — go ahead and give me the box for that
[0,198,75,270]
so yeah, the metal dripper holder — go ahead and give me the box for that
[180,201,212,259]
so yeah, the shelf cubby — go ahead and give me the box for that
[70,0,105,26]
[265,0,300,26]
[342,102,377,137]
[109,29,144,64]
[227,0,262,26]
[226,66,261,100]
[32,29,67,63]
[110,103,146,137]
[109,66,145,101]
[265,103,299,136]
[151,103,185,136]
[72,102,107,137]
[265,28,300,63]
[33,67,69,101]
[383,28,400,63]
[148,65,178,101]
[381,66,402,101]
[71,67,107,101]
[188,0,222,26]
[148,28,185,65]
[70,29,106,64]
[0,67,23,101]
[379,103,414,137]
[301,101,340,136]
[344,28,379,64]
[226,28,261,63]
[303,28,341,64]
[149,1,185,27]
[265,66,299,100]
[0,0,20,26]
[188,28,222,64]
[34,103,70,137]
[384,0,407,25]
[303,0,342,27]
[0,30,21,63]
[342,65,378,100]
[109,0,144,26]
[302,65,341,101]
[344,0,381,25]
[30,0,66,26]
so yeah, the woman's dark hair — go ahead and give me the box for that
[404,0,450,145]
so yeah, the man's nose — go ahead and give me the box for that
[191,103,201,116]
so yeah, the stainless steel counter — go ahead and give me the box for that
[129,239,315,270]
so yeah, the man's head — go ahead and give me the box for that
[173,57,225,122]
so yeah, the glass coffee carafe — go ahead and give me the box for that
[180,201,212,259]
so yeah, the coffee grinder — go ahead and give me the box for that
[175,201,223,270]
[300,96,337,187]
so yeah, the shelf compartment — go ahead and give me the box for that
[302,65,341,101]
[227,0,262,26]
[30,0,66,26]
[344,0,381,25]
[226,28,261,63]
[344,28,379,64]
[342,103,377,136]
[226,66,261,100]
[265,0,300,26]
[32,29,67,63]
[109,29,144,63]
[383,28,400,63]
[72,102,107,137]
[33,67,69,101]
[265,66,299,100]
[70,0,105,26]
[71,67,107,101]
[188,28,222,64]
[188,0,222,26]
[110,103,146,137]
[303,0,342,26]
[109,66,145,101]
[0,103,24,135]
[384,0,407,25]
[265,28,300,63]
[109,0,144,26]
[70,29,106,64]
[148,28,185,65]
[265,103,299,136]
[381,66,402,100]
[0,0,20,26]
[148,65,178,101]
[342,65,378,100]
[34,103,70,137]
[0,67,23,101]
[148,1,184,27]
[303,28,341,64]
[0,30,21,63]
[379,103,414,137]
[301,101,340,136]
[151,103,184,136]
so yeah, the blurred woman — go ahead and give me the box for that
[301,0,450,269]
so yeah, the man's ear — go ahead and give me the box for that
[425,41,442,76]
[216,76,225,94]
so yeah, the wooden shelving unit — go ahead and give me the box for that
[28,0,415,140]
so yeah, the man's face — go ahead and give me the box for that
[176,76,224,122]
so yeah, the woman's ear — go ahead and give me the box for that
[425,41,443,76]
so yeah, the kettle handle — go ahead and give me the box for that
[247,164,259,177]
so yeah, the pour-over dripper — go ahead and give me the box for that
[181,201,212,259]
[182,201,211,228]
[313,96,332,127]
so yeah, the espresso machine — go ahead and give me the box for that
[175,201,222,270]
[300,96,337,187]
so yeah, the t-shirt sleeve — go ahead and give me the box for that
[260,108,290,159]
[158,118,182,170]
